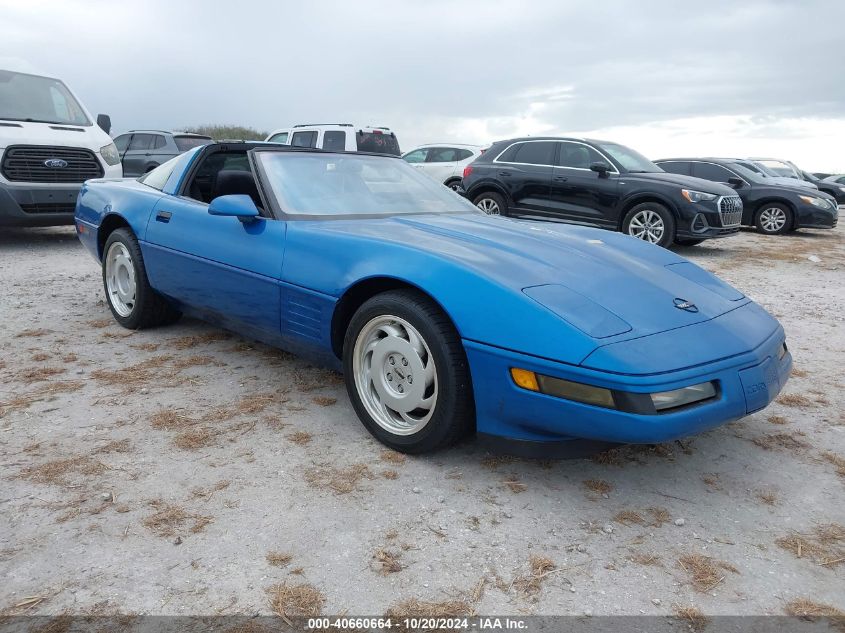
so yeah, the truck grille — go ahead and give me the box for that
[20,202,77,215]
[1,145,103,183]
[718,196,743,227]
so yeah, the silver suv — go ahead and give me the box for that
[112,130,212,177]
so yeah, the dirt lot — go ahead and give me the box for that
[1,224,843,623]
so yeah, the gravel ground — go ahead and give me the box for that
[1,224,843,622]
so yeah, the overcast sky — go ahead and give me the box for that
[2,0,844,170]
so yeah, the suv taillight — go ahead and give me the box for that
[463,165,473,179]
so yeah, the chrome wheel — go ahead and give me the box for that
[759,207,787,233]
[105,242,136,317]
[352,315,437,436]
[628,209,665,243]
[476,198,500,215]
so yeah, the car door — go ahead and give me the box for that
[423,147,460,184]
[545,141,620,227]
[402,148,430,175]
[113,133,132,161]
[147,134,172,169]
[122,133,154,177]
[492,140,555,215]
[142,151,286,342]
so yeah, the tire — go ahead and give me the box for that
[473,191,507,216]
[102,228,181,329]
[674,238,705,246]
[342,289,474,454]
[755,203,792,235]
[145,164,159,173]
[444,179,462,191]
[622,202,675,248]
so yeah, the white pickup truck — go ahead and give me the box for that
[0,68,123,227]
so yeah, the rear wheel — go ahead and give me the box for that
[622,202,675,248]
[675,238,705,246]
[755,203,792,235]
[343,290,474,454]
[473,191,507,216]
[444,179,462,191]
[102,228,181,329]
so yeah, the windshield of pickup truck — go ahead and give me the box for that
[595,141,662,173]
[0,70,90,126]
[257,151,478,218]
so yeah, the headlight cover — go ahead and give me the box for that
[100,142,121,166]
[799,194,831,209]
[681,189,718,203]
[839,187,845,193]
[651,382,717,411]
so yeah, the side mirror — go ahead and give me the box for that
[590,161,611,177]
[727,177,744,188]
[208,194,260,222]
[96,114,111,134]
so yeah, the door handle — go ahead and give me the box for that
[553,176,568,182]
[144,153,152,156]
[155,210,172,223]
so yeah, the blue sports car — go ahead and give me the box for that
[74,142,792,456]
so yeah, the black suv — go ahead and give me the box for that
[462,137,741,248]
[655,158,839,235]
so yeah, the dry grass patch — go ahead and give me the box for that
[19,456,106,486]
[173,355,218,369]
[614,510,645,526]
[480,454,517,469]
[628,552,661,566]
[30,352,51,361]
[293,368,344,392]
[777,393,815,408]
[756,489,779,506]
[312,396,337,406]
[614,506,670,527]
[784,598,845,626]
[94,439,132,454]
[191,480,230,499]
[382,470,399,480]
[791,367,809,378]
[173,427,217,450]
[0,380,83,417]
[17,366,66,383]
[776,523,845,568]
[767,414,788,425]
[502,474,527,493]
[678,554,739,592]
[380,449,407,465]
[142,502,212,537]
[373,548,403,574]
[674,606,708,632]
[753,432,808,452]
[16,328,51,337]
[91,355,178,390]
[386,598,475,622]
[130,342,160,352]
[170,331,231,350]
[236,393,278,415]
[87,318,113,328]
[267,582,325,619]
[286,431,312,445]
[304,463,374,494]
[511,555,557,598]
[821,451,845,478]
[592,443,677,465]
[61,353,78,363]
[583,479,613,496]
[150,408,196,430]
[266,551,293,567]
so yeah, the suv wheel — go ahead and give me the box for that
[473,192,507,216]
[755,204,792,235]
[622,202,675,248]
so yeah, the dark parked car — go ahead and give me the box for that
[799,170,845,205]
[462,137,742,248]
[113,130,212,176]
[656,158,838,235]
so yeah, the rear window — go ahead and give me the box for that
[174,135,212,151]
[356,131,400,156]
[323,130,347,151]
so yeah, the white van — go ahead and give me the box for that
[0,68,123,227]
[264,124,401,155]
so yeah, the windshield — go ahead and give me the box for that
[754,160,799,179]
[356,131,401,156]
[727,163,764,183]
[594,142,662,173]
[174,135,212,151]
[0,70,90,126]
[257,152,478,218]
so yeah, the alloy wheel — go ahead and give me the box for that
[476,198,500,215]
[628,209,665,243]
[759,207,787,233]
[105,242,136,317]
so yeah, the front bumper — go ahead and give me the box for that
[675,198,741,240]
[796,202,838,228]
[466,314,791,453]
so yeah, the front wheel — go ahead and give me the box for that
[622,202,675,248]
[473,192,507,216]
[755,204,792,235]
[343,290,474,454]
[102,228,181,329]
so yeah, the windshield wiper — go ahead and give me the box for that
[0,117,69,125]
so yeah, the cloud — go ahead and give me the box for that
[1,0,843,169]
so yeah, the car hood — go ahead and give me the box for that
[0,120,112,151]
[620,171,737,196]
[333,213,748,343]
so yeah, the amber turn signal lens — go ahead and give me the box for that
[510,368,540,392]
